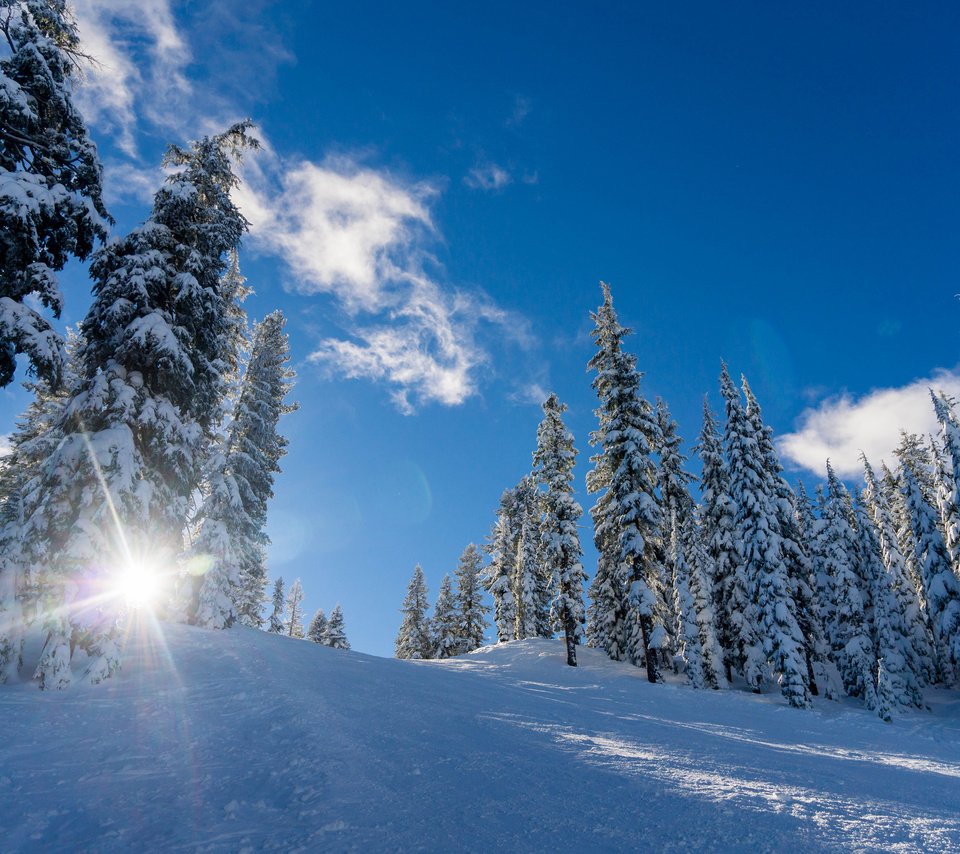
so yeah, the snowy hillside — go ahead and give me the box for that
[2,624,960,853]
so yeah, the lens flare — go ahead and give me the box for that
[115,561,161,608]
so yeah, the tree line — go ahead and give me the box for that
[429,282,960,721]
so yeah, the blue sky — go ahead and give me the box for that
[2,1,958,656]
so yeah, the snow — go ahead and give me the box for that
[2,624,960,851]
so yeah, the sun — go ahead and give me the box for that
[114,561,161,608]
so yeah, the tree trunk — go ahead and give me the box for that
[639,613,660,684]
[564,620,577,667]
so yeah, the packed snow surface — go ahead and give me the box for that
[2,623,960,852]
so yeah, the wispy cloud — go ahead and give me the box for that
[508,383,549,407]
[777,369,960,479]
[236,146,527,413]
[464,162,512,192]
[73,0,192,155]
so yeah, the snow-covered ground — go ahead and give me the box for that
[2,622,959,852]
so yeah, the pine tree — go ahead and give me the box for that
[227,311,298,628]
[671,511,706,687]
[818,463,877,708]
[718,365,765,690]
[21,123,256,689]
[396,564,432,659]
[653,398,694,665]
[872,461,936,685]
[0,0,110,388]
[533,393,586,666]
[853,476,924,719]
[484,488,518,642]
[0,329,78,680]
[307,608,328,644]
[724,368,809,707]
[323,604,349,650]
[901,460,960,684]
[743,380,829,698]
[284,578,305,639]
[512,476,542,640]
[682,510,726,689]
[267,577,285,634]
[694,398,738,682]
[455,544,489,653]
[432,574,459,659]
[587,283,664,682]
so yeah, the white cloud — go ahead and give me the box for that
[508,383,549,407]
[506,94,532,127]
[236,147,525,413]
[74,0,191,155]
[777,369,960,479]
[0,434,11,457]
[464,162,512,192]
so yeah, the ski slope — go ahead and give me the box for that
[1,621,959,852]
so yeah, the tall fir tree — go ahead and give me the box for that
[0,0,110,388]
[484,487,518,642]
[323,604,349,650]
[455,544,489,653]
[817,463,878,708]
[431,574,459,659]
[723,368,809,707]
[671,512,706,687]
[512,476,543,640]
[231,311,297,628]
[587,283,664,683]
[21,123,256,689]
[396,564,432,659]
[533,393,586,666]
[694,398,739,682]
[0,328,78,680]
[284,578,305,639]
[653,398,694,665]
[681,511,726,689]
[873,462,936,685]
[853,477,924,719]
[900,460,960,684]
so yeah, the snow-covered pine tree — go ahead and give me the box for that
[717,365,765,690]
[817,462,877,708]
[724,368,809,707]
[853,475,924,719]
[742,379,830,697]
[323,604,349,650]
[180,253,252,629]
[533,393,586,666]
[681,510,726,689]
[267,577,285,634]
[794,481,842,700]
[455,544,489,654]
[21,123,256,689]
[653,398,695,666]
[871,461,935,685]
[932,392,960,571]
[587,283,664,683]
[0,328,79,680]
[223,310,297,628]
[694,398,738,682]
[671,511,706,688]
[432,574,459,659]
[512,476,542,640]
[396,564,432,659]
[484,487,518,642]
[284,578,305,639]
[0,0,109,388]
[307,608,328,644]
[900,459,960,684]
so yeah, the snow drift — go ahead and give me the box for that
[1,621,959,852]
